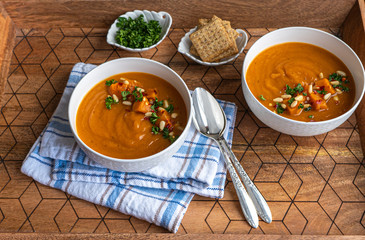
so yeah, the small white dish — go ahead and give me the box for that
[178,27,248,66]
[106,10,172,52]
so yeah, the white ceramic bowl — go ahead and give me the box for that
[242,27,365,136]
[178,27,248,66]
[106,10,172,52]
[68,58,192,172]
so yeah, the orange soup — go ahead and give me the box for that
[76,72,187,159]
[246,42,355,122]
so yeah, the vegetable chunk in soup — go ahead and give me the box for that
[246,42,355,122]
[76,72,187,159]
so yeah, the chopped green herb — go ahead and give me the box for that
[308,115,314,119]
[149,112,159,124]
[288,98,295,104]
[166,104,174,113]
[105,96,118,110]
[329,73,342,82]
[151,98,164,111]
[162,127,170,139]
[132,86,143,102]
[285,85,296,96]
[298,103,304,109]
[316,89,327,95]
[276,103,285,114]
[294,83,304,93]
[105,79,117,86]
[259,95,266,101]
[304,106,312,112]
[286,83,304,95]
[339,85,349,92]
[115,15,162,49]
[303,93,307,96]
[168,135,177,143]
[151,126,159,134]
[121,90,130,101]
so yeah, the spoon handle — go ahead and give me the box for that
[215,139,259,228]
[219,137,272,223]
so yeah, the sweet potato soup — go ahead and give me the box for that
[76,72,187,159]
[246,42,355,122]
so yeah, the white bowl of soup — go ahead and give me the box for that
[69,58,192,172]
[242,27,365,136]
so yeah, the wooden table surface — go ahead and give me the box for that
[0,27,364,236]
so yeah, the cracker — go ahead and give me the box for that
[198,18,210,26]
[190,18,234,62]
[210,44,238,62]
[190,45,199,56]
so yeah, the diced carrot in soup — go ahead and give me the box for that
[309,92,328,110]
[285,96,304,116]
[315,78,336,94]
[156,109,172,128]
[145,88,158,100]
[132,97,151,113]
[109,82,128,99]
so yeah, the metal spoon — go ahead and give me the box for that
[191,87,272,227]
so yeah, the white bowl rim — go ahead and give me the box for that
[106,10,172,52]
[242,26,365,125]
[68,57,193,163]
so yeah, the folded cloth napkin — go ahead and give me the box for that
[21,63,237,233]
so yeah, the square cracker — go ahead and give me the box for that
[189,18,234,62]
[190,45,199,56]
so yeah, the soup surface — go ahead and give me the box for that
[76,72,187,159]
[246,42,355,122]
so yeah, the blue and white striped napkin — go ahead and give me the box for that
[21,62,237,233]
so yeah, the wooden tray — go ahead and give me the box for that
[0,0,364,238]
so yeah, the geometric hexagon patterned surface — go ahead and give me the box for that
[0,27,364,235]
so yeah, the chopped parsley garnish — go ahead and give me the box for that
[121,90,130,101]
[329,73,342,82]
[303,93,307,96]
[115,15,162,48]
[304,106,312,112]
[162,127,176,143]
[294,83,304,93]
[308,115,314,119]
[329,72,350,92]
[286,83,303,96]
[132,86,143,102]
[276,103,285,114]
[166,104,174,113]
[151,126,159,134]
[151,98,163,111]
[259,95,266,101]
[288,98,295,104]
[285,85,296,96]
[298,103,304,109]
[105,96,118,110]
[149,112,159,124]
[339,85,349,92]
[316,89,327,95]
[105,79,117,86]
[162,127,170,138]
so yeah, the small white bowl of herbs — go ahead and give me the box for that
[107,10,172,52]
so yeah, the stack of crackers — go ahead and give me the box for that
[189,16,239,62]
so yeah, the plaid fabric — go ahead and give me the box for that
[21,63,237,232]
